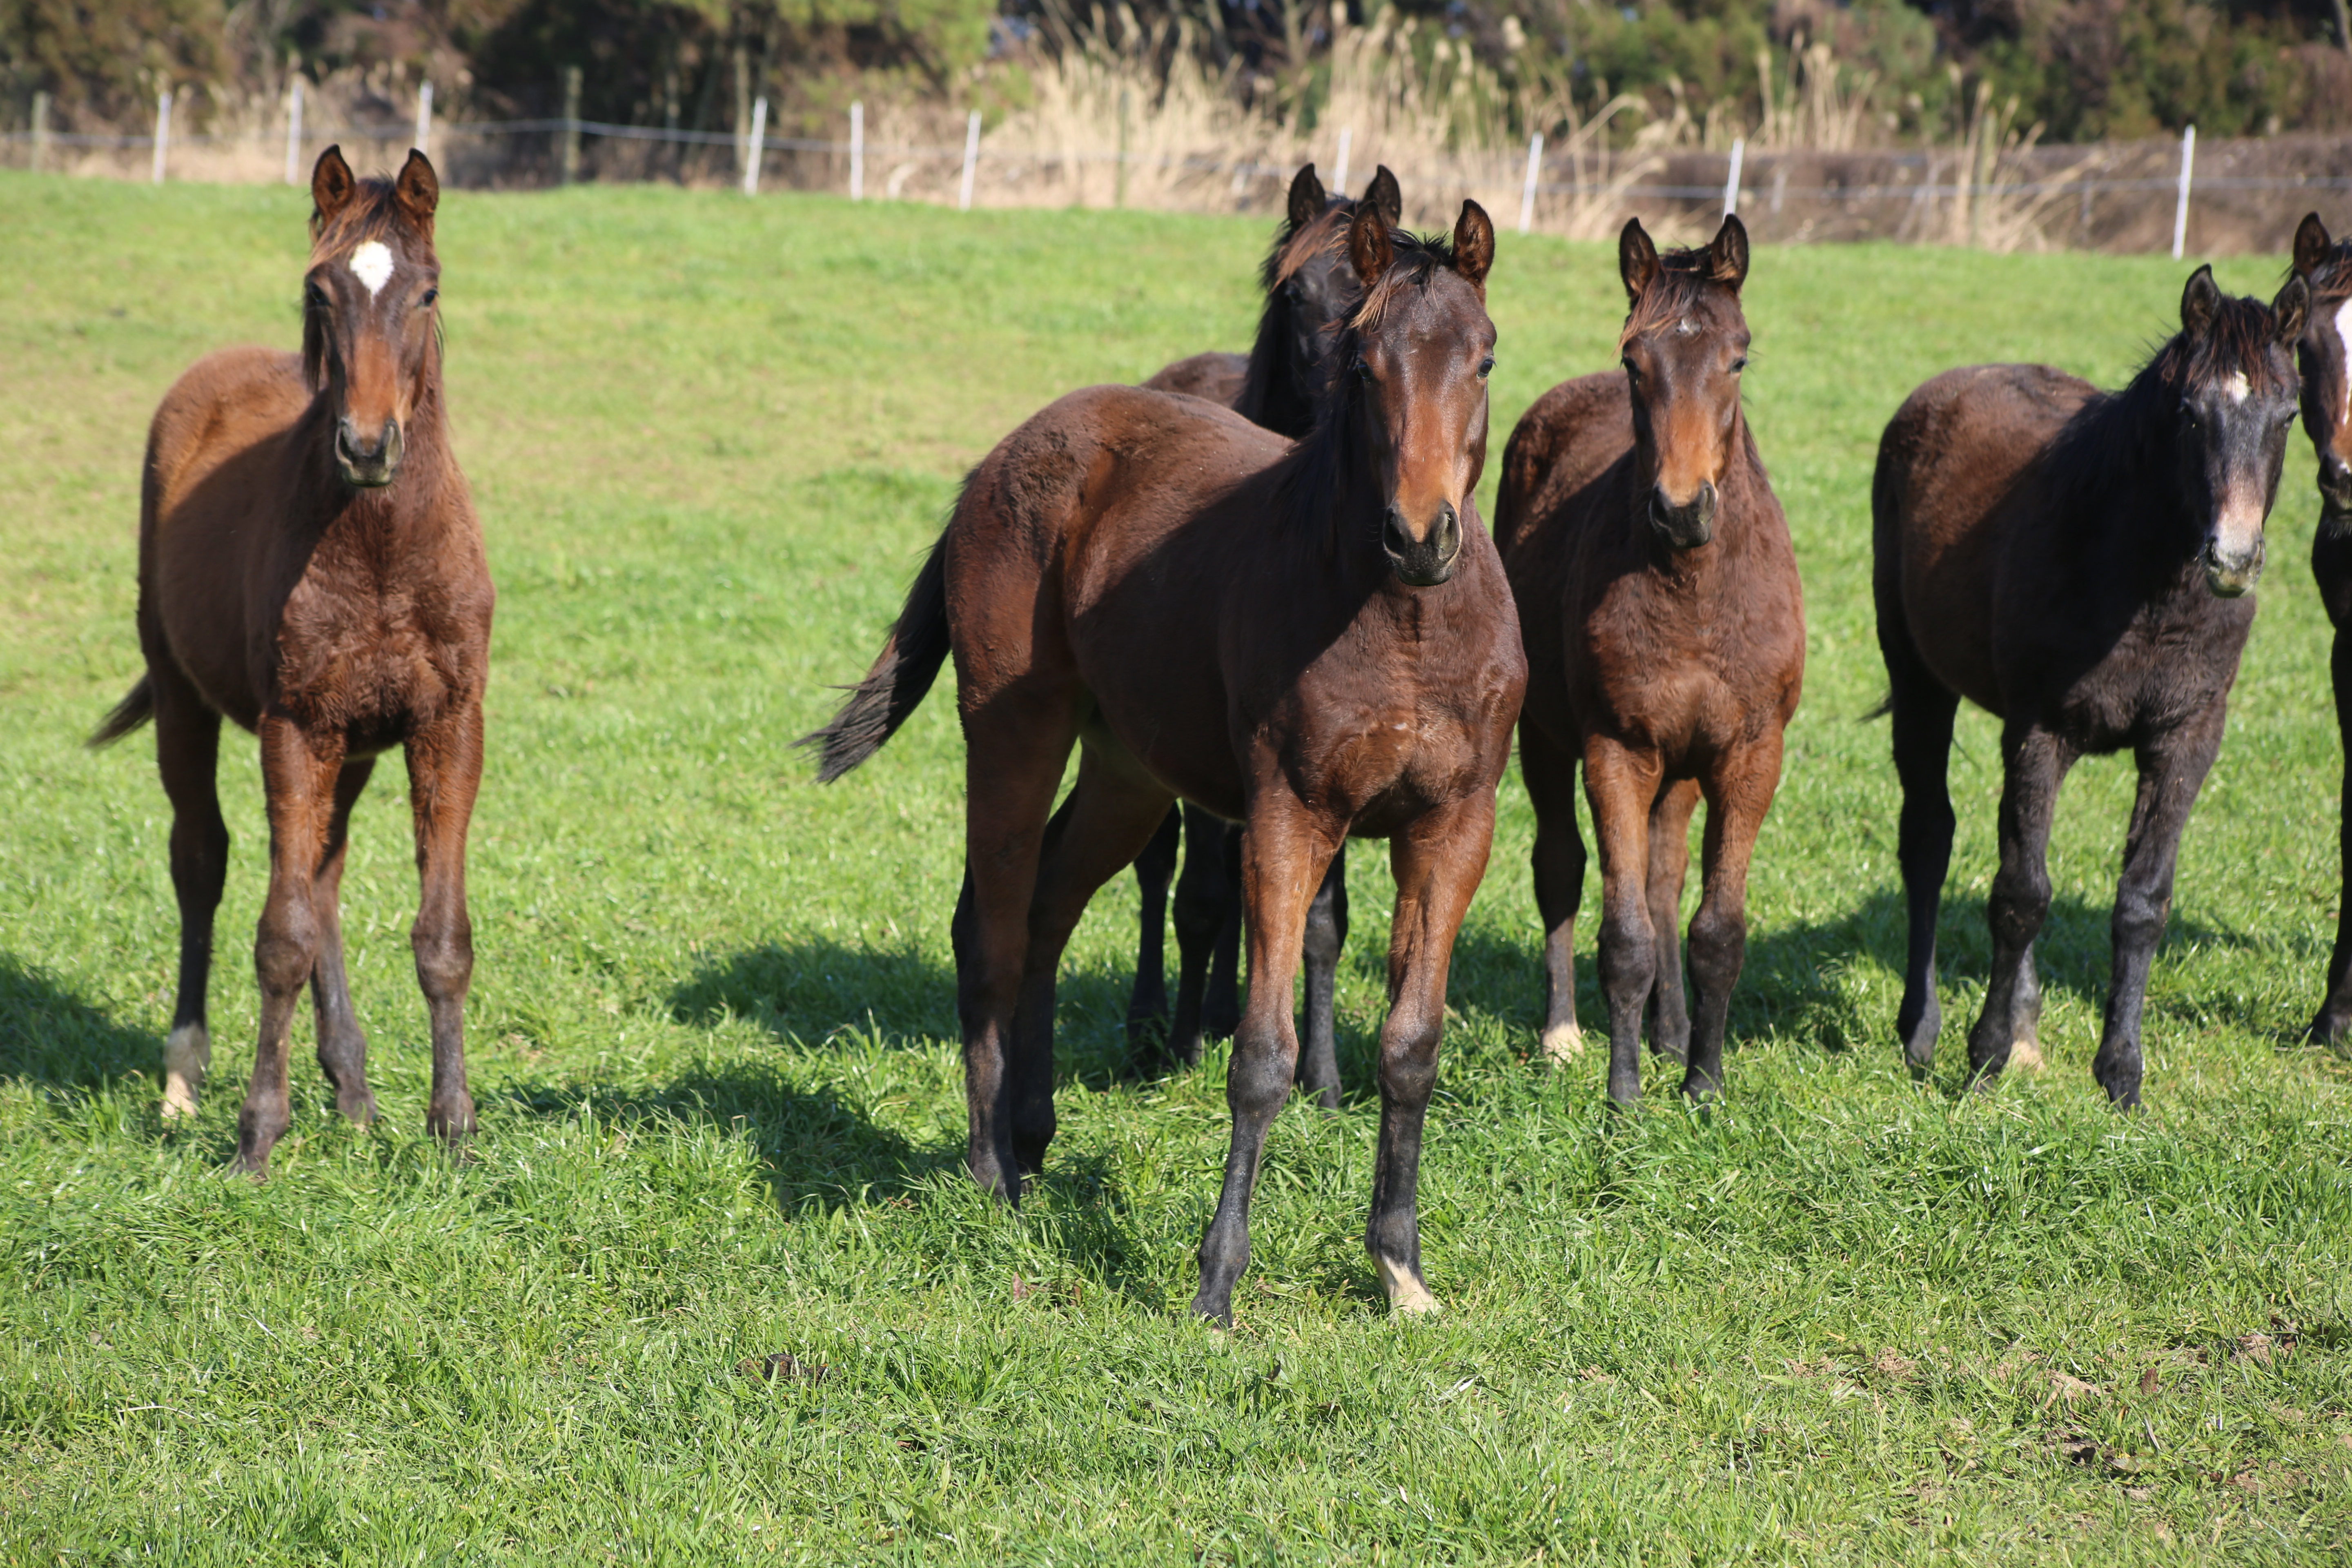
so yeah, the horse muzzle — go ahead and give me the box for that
[1649,481,1717,550]
[335,416,404,488]
[2204,534,2265,598]
[1383,501,1462,588]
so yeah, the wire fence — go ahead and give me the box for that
[11,87,2352,255]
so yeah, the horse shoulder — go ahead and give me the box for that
[1497,374,1630,559]
[147,347,307,512]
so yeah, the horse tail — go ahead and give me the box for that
[798,537,951,783]
[88,674,156,748]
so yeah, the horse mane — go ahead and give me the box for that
[1238,200,1359,434]
[2047,291,2291,515]
[303,176,437,395]
[1619,245,1737,349]
[1276,227,1460,557]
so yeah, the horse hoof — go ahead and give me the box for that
[1376,1256,1441,1315]
[426,1102,476,1142]
[1539,1022,1582,1066]
[337,1091,379,1125]
[2008,1033,2046,1072]
[1187,1292,1234,1328]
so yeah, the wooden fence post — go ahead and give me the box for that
[559,67,582,185]
[29,91,47,173]
[151,90,171,185]
[1519,132,1542,234]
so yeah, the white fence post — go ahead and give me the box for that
[1519,132,1543,234]
[151,90,172,185]
[958,109,980,211]
[1332,126,1352,196]
[2172,124,2196,261]
[1723,137,1744,218]
[742,96,766,195]
[414,81,433,158]
[849,101,864,200]
[285,78,303,185]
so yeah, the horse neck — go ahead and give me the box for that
[1238,307,1314,439]
[2065,372,2207,583]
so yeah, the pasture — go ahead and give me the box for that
[2,172,2348,1562]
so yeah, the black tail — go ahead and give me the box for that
[797,539,951,782]
[88,675,155,748]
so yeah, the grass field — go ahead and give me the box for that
[3,171,2350,1563]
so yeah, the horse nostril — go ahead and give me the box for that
[1382,506,1413,558]
[1695,481,1718,526]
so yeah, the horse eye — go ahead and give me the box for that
[1352,361,1373,383]
[305,284,327,310]
[1477,356,1494,379]
[1620,355,1638,377]
[1731,356,1749,373]
[421,288,439,307]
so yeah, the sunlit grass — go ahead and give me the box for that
[1,170,2346,1562]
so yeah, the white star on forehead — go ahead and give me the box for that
[348,240,394,299]
[2223,372,2249,404]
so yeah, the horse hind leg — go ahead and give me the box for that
[1295,841,1348,1110]
[1644,779,1700,1064]
[1883,627,1961,1078]
[1013,755,1175,1172]
[154,672,227,1122]
[2313,621,2352,1042]
[311,758,379,1123]
[1520,722,1587,1067]
[1123,806,1181,1070]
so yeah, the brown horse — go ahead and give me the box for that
[808,208,1521,1323]
[1496,216,1804,1105]
[1874,265,2307,1105]
[89,147,493,1172]
[1124,161,1404,1105]
[2289,213,2352,1041]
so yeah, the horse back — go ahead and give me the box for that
[1142,352,1250,411]
[1873,363,2093,715]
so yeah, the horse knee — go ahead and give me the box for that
[1987,866,2051,948]
[1227,1028,1298,1120]
[2111,883,2169,953]
[254,905,320,997]
[411,920,473,1001]
[1686,905,1747,993]
[1597,910,1657,996]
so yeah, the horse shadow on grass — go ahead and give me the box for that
[0,951,160,1100]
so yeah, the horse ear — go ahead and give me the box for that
[1619,217,1659,305]
[2293,212,2332,280]
[2181,264,2220,342]
[1708,213,1750,292]
[310,145,357,233]
[2273,273,2311,346]
[1452,199,1495,292]
[1288,164,1327,231]
[1349,206,1395,290]
[1364,165,1403,229]
[394,149,440,241]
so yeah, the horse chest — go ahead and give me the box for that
[270,574,467,744]
[2027,595,2251,749]
[1572,577,1789,756]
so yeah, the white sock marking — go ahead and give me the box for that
[1376,1255,1441,1315]
[1541,1021,1584,1066]
[348,240,395,298]
[162,1021,210,1119]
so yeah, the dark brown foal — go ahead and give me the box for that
[2289,214,2352,1041]
[1875,265,2306,1105]
[1123,161,1405,1104]
[91,147,493,1171]
[1496,215,1804,1105]
[810,208,1523,1323]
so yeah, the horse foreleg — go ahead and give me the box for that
[1167,806,1235,1070]
[1584,739,1665,1107]
[2314,620,2352,1042]
[1967,721,2076,1087]
[310,758,378,1124]
[1015,756,1174,1173]
[1520,721,1586,1067]
[1363,792,1494,1316]
[2094,708,2224,1109]
[1295,841,1348,1109]
[1124,806,1181,1068]
[1192,795,1328,1325]
[404,701,484,1146]
[152,672,226,1123]
[1644,778,1701,1064]
[1684,741,1781,1102]
[239,717,346,1172]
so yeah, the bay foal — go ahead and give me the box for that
[2288,213,2352,1041]
[1496,216,1804,1105]
[1125,162,1404,1102]
[810,208,1522,1321]
[1874,266,2307,1105]
[91,148,492,1171]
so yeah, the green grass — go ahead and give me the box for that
[2,171,2348,1564]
